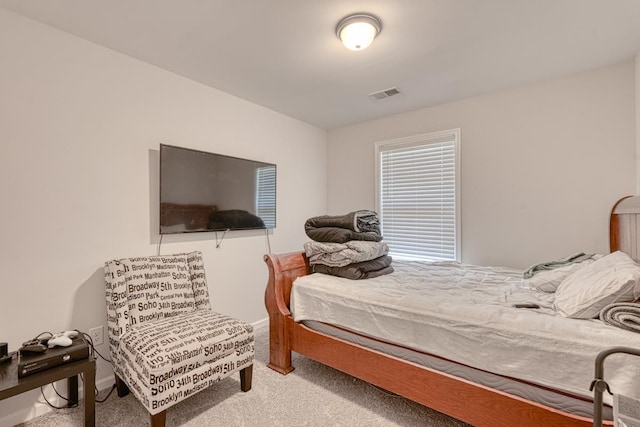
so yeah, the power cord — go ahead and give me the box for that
[79,331,117,403]
[215,229,230,249]
[35,329,116,410]
[40,386,77,410]
[80,332,118,402]
[40,380,117,409]
[34,332,53,341]
[51,382,72,402]
[264,227,272,254]
[96,383,117,403]
[80,332,111,363]
[156,233,163,255]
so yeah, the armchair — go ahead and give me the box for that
[104,251,254,427]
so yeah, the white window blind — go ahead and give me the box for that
[376,129,460,261]
[256,166,276,228]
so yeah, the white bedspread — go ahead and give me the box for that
[291,261,640,405]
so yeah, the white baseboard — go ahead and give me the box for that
[0,377,115,427]
[252,317,268,331]
[0,403,48,427]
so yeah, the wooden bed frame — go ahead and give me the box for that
[264,196,639,427]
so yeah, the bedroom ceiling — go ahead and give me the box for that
[2,0,640,130]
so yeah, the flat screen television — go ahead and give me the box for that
[159,144,276,234]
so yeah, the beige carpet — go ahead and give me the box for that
[18,325,470,427]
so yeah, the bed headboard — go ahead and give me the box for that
[610,195,640,261]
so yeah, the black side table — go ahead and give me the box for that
[0,353,96,426]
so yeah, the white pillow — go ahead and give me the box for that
[524,256,600,293]
[554,251,640,318]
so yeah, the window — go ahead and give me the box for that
[375,129,460,261]
[256,165,276,228]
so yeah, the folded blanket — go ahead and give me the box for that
[305,227,382,244]
[523,252,594,279]
[305,211,382,243]
[352,210,380,233]
[311,255,394,280]
[304,241,389,267]
[600,303,640,333]
[305,211,380,233]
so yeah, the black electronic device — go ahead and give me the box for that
[512,303,541,309]
[159,144,277,234]
[0,342,11,364]
[19,339,47,354]
[18,335,89,378]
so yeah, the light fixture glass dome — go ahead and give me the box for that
[336,14,382,51]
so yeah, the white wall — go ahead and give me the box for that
[327,62,636,269]
[637,52,640,194]
[0,8,326,425]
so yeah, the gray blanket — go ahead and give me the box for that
[305,210,380,232]
[305,211,382,243]
[523,252,594,279]
[304,241,389,267]
[600,303,640,333]
[310,255,393,280]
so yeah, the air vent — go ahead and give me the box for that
[369,87,401,100]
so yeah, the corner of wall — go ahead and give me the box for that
[636,52,640,195]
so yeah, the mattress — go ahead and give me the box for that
[291,261,640,408]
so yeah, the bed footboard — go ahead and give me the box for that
[263,251,309,374]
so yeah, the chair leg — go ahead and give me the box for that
[150,410,166,427]
[240,364,253,392]
[114,375,130,397]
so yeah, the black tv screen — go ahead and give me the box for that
[159,144,276,234]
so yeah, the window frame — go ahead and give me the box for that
[255,165,277,229]
[374,128,461,262]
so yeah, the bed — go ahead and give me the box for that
[263,196,640,427]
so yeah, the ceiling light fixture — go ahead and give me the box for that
[336,13,382,51]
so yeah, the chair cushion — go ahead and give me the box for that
[122,254,196,325]
[119,310,254,387]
